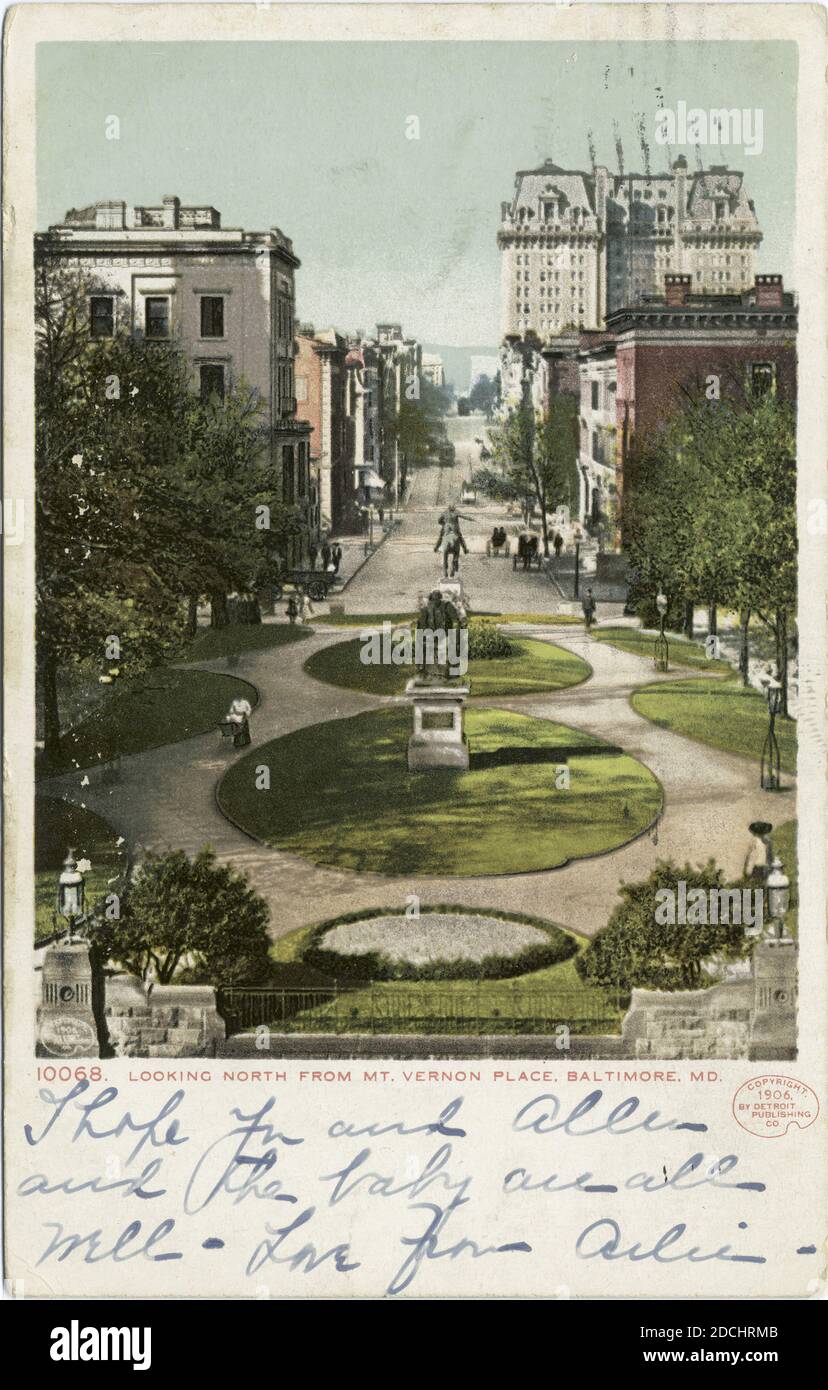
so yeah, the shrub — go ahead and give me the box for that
[576,859,748,992]
[91,846,273,985]
[466,621,513,660]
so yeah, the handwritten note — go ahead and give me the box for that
[9,1070,809,1299]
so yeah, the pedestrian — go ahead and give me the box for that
[582,586,597,630]
[308,542,318,571]
[744,821,774,884]
[553,531,563,558]
[321,540,332,570]
[225,695,252,748]
[332,542,343,574]
[300,589,315,624]
[286,593,299,625]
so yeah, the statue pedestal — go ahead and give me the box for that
[37,941,100,1058]
[750,937,798,1061]
[405,679,470,771]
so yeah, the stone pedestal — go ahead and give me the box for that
[37,941,100,1058]
[405,679,470,770]
[749,937,798,1061]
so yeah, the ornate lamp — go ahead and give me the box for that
[757,667,783,790]
[57,849,86,942]
[654,591,669,672]
[766,857,791,940]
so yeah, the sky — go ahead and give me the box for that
[37,40,797,349]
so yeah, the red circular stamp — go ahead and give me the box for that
[732,1075,819,1138]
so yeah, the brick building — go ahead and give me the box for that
[578,273,798,526]
[295,326,359,536]
[34,195,313,566]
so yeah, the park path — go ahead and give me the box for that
[38,612,795,943]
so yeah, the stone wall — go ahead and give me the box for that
[622,979,755,1060]
[104,975,225,1058]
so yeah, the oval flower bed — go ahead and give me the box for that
[302,908,578,981]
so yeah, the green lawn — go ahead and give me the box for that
[180,622,309,663]
[592,626,732,673]
[35,797,127,942]
[303,635,591,698]
[631,675,797,774]
[217,706,662,876]
[44,669,259,774]
[241,923,625,1034]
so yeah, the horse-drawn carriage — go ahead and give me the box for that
[267,569,336,603]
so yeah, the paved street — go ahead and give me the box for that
[39,451,795,947]
[343,415,612,617]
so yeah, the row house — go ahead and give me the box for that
[294,325,359,536]
[499,156,762,340]
[34,195,313,567]
[346,325,422,515]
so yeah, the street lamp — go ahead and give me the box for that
[654,592,669,672]
[757,667,783,791]
[57,849,86,942]
[765,856,791,941]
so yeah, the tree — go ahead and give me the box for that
[35,260,304,757]
[469,374,497,418]
[98,847,273,985]
[576,859,747,992]
[485,395,579,553]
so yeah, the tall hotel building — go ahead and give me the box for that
[498,156,762,338]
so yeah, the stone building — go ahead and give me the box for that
[34,195,313,566]
[498,156,762,340]
[421,352,445,387]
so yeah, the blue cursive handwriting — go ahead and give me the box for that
[25,1081,189,1165]
[576,1218,766,1264]
[245,1206,359,1277]
[184,1098,302,1215]
[387,1188,531,1296]
[328,1096,466,1141]
[513,1090,708,1138]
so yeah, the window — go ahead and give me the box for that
[90,295,115,338]
[200,296,224,338]
[199,364,225,402]
[591,381,600,411]
[749,362,776,397]
[714,200,727,222]
[283,445,295,503]
[145,296,170,339]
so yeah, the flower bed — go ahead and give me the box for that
[301,908,577,982]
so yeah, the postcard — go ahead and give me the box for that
[3,1,827,1303]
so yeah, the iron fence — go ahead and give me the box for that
[217,984,627,1037]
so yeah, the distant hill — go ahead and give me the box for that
[422,343,500,397]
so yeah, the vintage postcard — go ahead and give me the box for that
[3,2,827,1307]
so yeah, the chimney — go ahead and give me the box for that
[665,273,692,306]
[162,195,180,230]
[755,274,784,308]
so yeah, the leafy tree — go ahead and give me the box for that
[576,859,747,992]
[35,261,303,757]
[485,395,579,553]
[469,374,497,418]
[95,847,272,985]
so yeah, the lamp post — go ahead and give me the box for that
[765,856,791,941]
[654,591,669,672]
[57,849,86,943]
[758,667,783,791]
